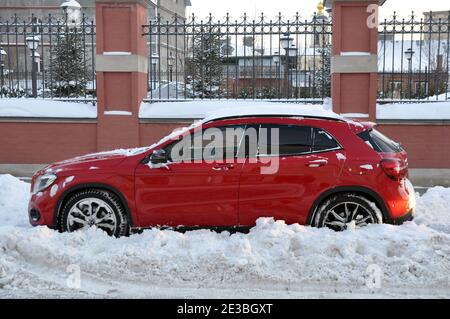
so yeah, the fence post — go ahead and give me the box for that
[326,0,385,121]
[95,0,148,151]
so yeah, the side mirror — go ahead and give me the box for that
[150,149,168,164]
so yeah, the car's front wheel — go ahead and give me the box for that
[313,194,383,231]
[59,189,129,237]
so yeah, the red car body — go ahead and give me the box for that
[28,114,416,231]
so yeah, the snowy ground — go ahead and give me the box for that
[0,174,449,299]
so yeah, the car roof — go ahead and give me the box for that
[202,104,344,124]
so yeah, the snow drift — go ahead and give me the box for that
[0,174,449,298]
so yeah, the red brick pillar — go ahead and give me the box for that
[326,0,385,121]
[95,0,148,151]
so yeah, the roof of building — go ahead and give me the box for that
[378,39,449,72]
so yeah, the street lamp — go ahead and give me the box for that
[0,47,6,97]
[61,0,82,27]
[26,35,40,98]
[151,54,159,90]
[405,48,415,99]
[168,52,175,82]
[280,33,296,98]
[273,52,280,98]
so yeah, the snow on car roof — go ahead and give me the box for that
[139,100,343,121]
[203,104,344,123]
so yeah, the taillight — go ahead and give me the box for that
[381,159,408,181]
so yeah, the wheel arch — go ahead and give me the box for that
[306,186,390,225]
[53,183,134,228]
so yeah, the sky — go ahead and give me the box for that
[187,0,450,21]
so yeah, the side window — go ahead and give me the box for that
[259,124,313,156]
[164,125,246,162]
[312,128,341,152]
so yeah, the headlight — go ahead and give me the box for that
[32,173,57,195]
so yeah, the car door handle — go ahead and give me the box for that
[212,164,235,171]
[306,159,328,168]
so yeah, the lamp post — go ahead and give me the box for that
[273,52,280,98]
[280,33,296,98]
[168,52,175,82]
[0,47,6,97]
[61,0,82,27]
[151,54,159,90]
[405,48,415,99]
[280,33,297,98]
[26,36,40,98]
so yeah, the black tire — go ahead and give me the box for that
[59,189,129,237]
[312,193,383,231]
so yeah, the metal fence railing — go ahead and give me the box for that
[378,11,450,102]
[0,14,96,103]
[143,12,333,103]
[1,11,449,104]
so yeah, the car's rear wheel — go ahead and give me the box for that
[313,194,383,231]
[59,189,129,237]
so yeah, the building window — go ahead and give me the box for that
[31,17,42,34]
[415,81,429,98]
[388,81,402,99]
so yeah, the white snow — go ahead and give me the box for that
[139,100,343,121]
[62,176,75,188]
[102,52,132,56]
[60,0,81,9]
[377,101,450,120]
[104,111,133,116]
[0,99,97,118]
[0,174,450,298]
[1,98,449,121]
[49,184,59,198]
[341,113,369,118]
[336,153,347,161]
[341,52,371,56]
[360,164,374,170]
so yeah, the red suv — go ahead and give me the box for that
[28,107,416,236]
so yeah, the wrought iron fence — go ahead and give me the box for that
[143,12,333,103]
[0,14,96,102]
[1,11,449,104]
[378,11,450,102]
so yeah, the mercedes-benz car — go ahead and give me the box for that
[28,105,415,237]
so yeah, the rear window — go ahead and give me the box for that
[313,128,341,152]
[357,129,402,153]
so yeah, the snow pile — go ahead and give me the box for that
[377,101,450,120]
[139,100,340,120]
[0,174,449,298]
[0,175,30,227]
[0,99,97,118]
[415,186,450,233]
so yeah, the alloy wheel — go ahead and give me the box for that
[66,198,118,236]
[321,202,376,231]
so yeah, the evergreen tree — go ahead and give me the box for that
[47,32,87,97]
[315,44,331,98]
[190,29,223,98]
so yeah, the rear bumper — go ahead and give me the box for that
[387,208,415,225]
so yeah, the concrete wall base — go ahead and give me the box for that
[0,164,47,178]
[408,169,450,187]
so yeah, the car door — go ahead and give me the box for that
[134,124,245,228]
[238,122,345,226]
